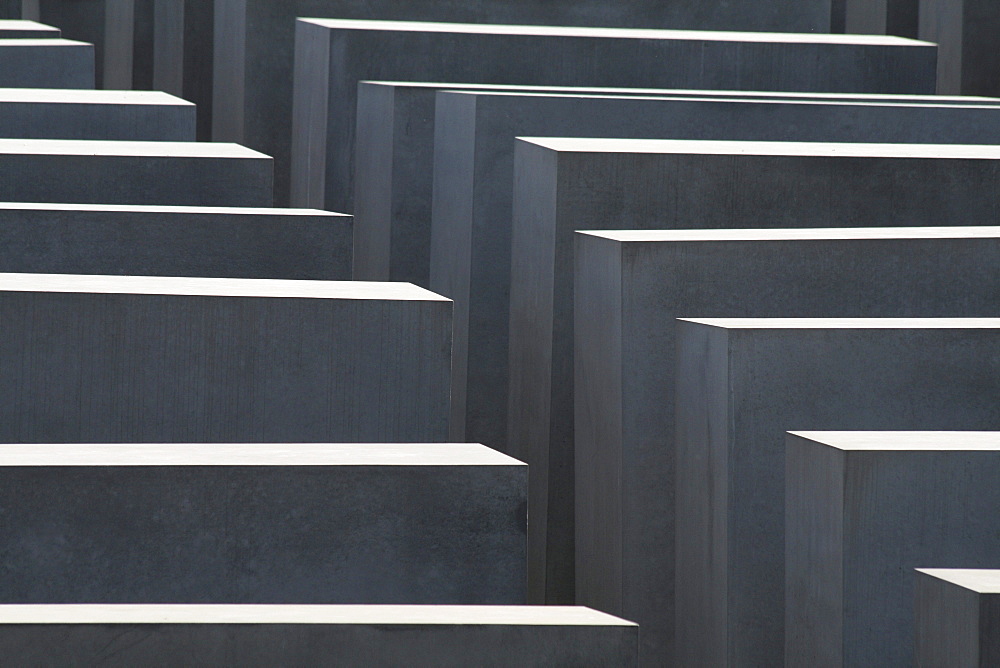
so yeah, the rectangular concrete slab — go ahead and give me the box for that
[0,139,273,206]
[787,433,1000,666]
[0,39,94,88]
[154,0,213,140]
[0,20,59,37]
[0,604,636,666]
[916,569,1000,667]
[675,319,1000,666]
[0,89,195,140]
[0,443,523,604]
[0,203,351,279]
[921,0,1000,95]
[291,18,935,209]
[0,274,451,442]
[574,228,1000,665]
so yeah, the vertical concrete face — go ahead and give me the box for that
[0,605,638,666]
[0,39,94,88]
[916,569,1000,667]
[0,204,351,280]
[921,0,1000,95]
[674,320,1000,667]
[0,90,195,140]
[291,19,935,211]
[0,139,273,206]
[154,0,214,139]
[786,434,1000,666]
[35,0,105,85]
[0,275,452,443]
[845,0,919,37]
[0,444,521,604]
[574,229,1000,666]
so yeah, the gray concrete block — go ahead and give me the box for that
[916,569,1000,667]
[0,443,520,603]
[0,203,351,279]
[0,604,636,666]
[0,89,194,140]
[154,0,213,140]
[844,0,919,37]
[787,434,1000,666]
[0,274,451,443]
[675,319,1000,667]
[574,229,1000,666]
[0,39,94,88]
[290,19,935,210]
[0,19,58,37]
[0,139,272,206]
[920,0,1000,95]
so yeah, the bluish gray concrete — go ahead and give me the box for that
[787,433,1000,666]
[0,605,637,666]
[154,0,213,139]
[0,203,350,279]
[0,19,58,37]
[0,38,94,88]
[0,89,194,140]
[675,319,1000,667]
[0,275,451,443]
[916,569,1000,667]
[921,0,1000,95]
[844,0,919,37]
[290,18,935,209]
[574,229,1000,666]
[0,139,272,206]
[0,443,521,604]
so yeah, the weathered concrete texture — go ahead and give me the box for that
[574,229,1000,666]
[921,0,1000,95]
[0,443,521,604]
[0,605,637,666]
[787,433,1000,666]
[0,274,452,443]
[0,3,20,19]
[0,139,272,206]
[290,19,935,210]
[0,89,194,140]
[916,569,1000,667]
[216,1,839,206]
[0,39,94,88]
[675,320,1000,667]
[154,0,213,139]
[844,0,919,37]
[0,19,58,37]
[0,203,351,279]
[512,136,1000,610]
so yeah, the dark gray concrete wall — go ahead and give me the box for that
[0,39,94,88]
[34,0,105,85]
[155,0,213,139]
[921,0,1000,96]
[915,569,1000,667]
[845,0,919,37]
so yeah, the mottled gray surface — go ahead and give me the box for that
[0,204,351,279]
[0,39,93,88]
[155,0,213,139]
[787,434,1000,666]
[575,230,1000,666]
[916,569,1000,667]
[921,0,1000,95]
[675,320,1000,666]
[0,90,194,140]
[845,0,919,37]
[0,19,59,37]
[0,139,272,206]
[0,275,452,443]
[291,18,935,210]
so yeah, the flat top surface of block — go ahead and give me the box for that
[0,605,634,626]
[0,139,268,159]
[0,21,58,33]
[789,431,1000,451]
[680,318,1000,329]
[519,137,1000,160]
[0,89,193,106]
[582,227,1000,243]
[0,38,88,47]
[0,443,520,467]
[303,18,930,46]
[917,569,1000,593]
[0,202,348,217]
[0,273,448,301]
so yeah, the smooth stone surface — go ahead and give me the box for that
[513,136,1000,611]
[787,433,1000,666]
[291,18,935,210]
[916,569,1000,667]
[0,138,273,206]
[675,319,1000,666]
[844,0,918,37]
[0,443,523,605]
[574,229,1000,666]
[0,274,452,443]
[0,39,94,88]
[0,19,58,37]
[0,203,351,279]
[154,0,213,139]
[0,604,636,666]
[921,0,1000,95]
[0,89,194,140]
